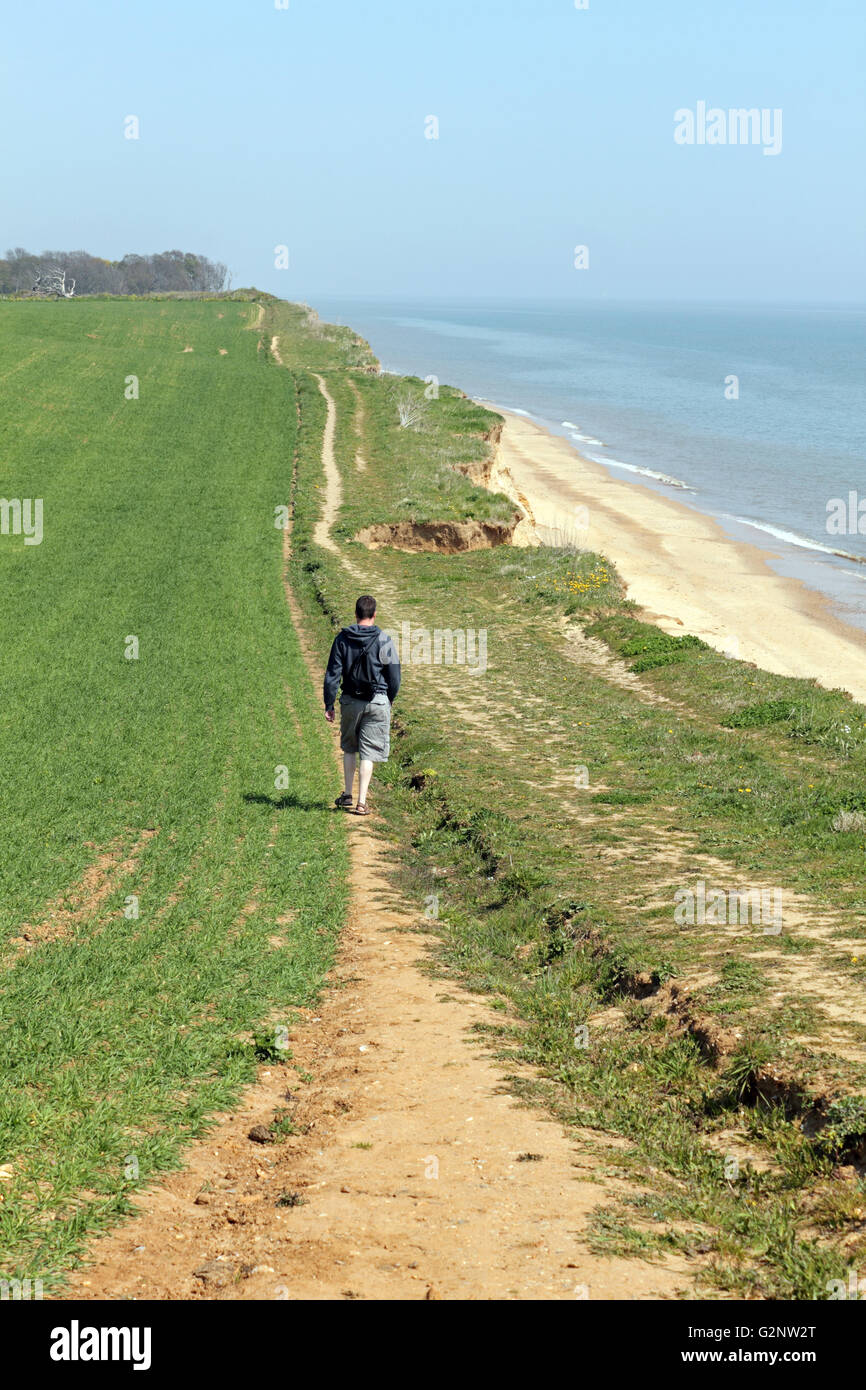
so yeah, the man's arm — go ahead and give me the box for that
[323,634,344,715]
[380,634,401,703]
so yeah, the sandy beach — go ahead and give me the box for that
[483,404,866,707]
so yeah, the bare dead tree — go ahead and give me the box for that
[32,266,76,298]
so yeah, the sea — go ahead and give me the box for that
[314,298,866,631]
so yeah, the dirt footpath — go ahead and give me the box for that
[65,825,694,1301]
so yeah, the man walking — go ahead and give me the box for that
[324,595,401,815]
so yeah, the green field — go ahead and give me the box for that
[0,297,348,1282]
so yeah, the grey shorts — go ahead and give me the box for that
[339,693,391,762]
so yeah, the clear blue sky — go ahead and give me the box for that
[2,0,863,303]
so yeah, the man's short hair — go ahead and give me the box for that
[355,595,377,621]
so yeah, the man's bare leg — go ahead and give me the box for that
[358,757,374,807]
[343,752,356,798]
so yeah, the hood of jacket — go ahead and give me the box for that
[341,623,381,649]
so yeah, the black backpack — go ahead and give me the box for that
[346,638,380,702]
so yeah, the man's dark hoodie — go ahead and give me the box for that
[323,624,401,711]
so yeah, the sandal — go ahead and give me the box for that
[334,792,354,809]
[354,802,371,816]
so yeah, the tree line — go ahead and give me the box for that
[0,248,229,297]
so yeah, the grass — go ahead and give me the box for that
[278,296,866,1298]
[0,297,348,1286]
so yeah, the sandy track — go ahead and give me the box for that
[65,830,691,1300]
[62,364,696,1302]
[312,374,341,554]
